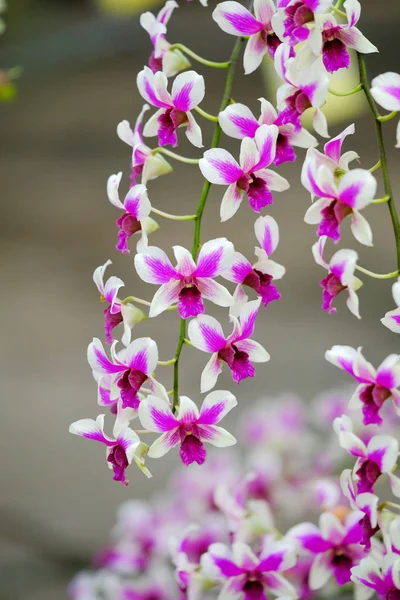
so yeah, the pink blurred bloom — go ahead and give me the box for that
[352,554,400,599]
[117,105,173,186]
[272,0,333,47]
[140,1,191,77]
[188,299,270,392]
[134,238,235,318]
[137,67,205,147]
[199,124,289,221]
[213,0,282,74]
[381,279,400,333]
[219,98,317,166]
[88,337,165,411]
[69,403,151,484]
[340,469,379,550]
[334,415,400,495]
[371,72,400,148]
[201,539,297,599]
[303,158,377,245]
[138,391,237,466]
[288,510,366,589]
[325,345,400,426]
[312,236,362,318]
[107,173,159,254]
[223,215,285,311]
[308,0,377,73]
[274,44,330,137]
[93,260,146,345]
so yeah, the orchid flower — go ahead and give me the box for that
[200,539,297,599]
[288,510,366,589]
[223,215,286,312]
[188,298,270,393]
[306,123,359,173]
[325,345,400,426]
[93,260,146,346]
[371,72,400,148]
[274,44,330,137]
[117,104,173,185]
[69,402,151,484]
[137,67,205,147]
[199,124,289,221]
[138,391,237,466]
[340,469,379,550]
[213,0,282,74]
[382,279,400,334]
[88,337,165,411]
[307,0,377,73]
[107,173,159,254]
[334,415,400,495]
[272,0,334,47]
[351,554,400,599]
[312,236,362,318]
[303,160,377,245]
[140,1,191,77]
[134,238,235,318]
[219,97,317,166]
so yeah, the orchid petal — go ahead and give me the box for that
[171,70,205,111]
[199,148,242,184]
[139,394,179,432]
[195,238,235,277]
[254,215,279,255]
[218,103,259,139]
[135,246,178,283]
[198,390,237,424]
[188,315,227,352]
[212,2,263,36]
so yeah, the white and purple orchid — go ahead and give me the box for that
[88,337,164,411]
[274,44,330,137]
[117,104,173,185]
[137,67,205,147]
[201,539,297,599]
[312,236,362,317]
[138,390,237,466]
[371,71,400,148]
[334,415,400,495]
[351,554,400,599]
[272,0,333,47]
[199,124,289,221]
[107,173,159,254]
[306,123,359,174]
[223,215,285,311]
[188,298,270,393]
[213,0,282,74]
[382,279,400,334]
[69,402,151,484]
[134,238,235,318]
[325,345,400,426]
[288,510,366,589]
[140,1,191,77]
[218,97,317,166]
[307,0,377,73]
[93,260,146,346]
[303,159,377,245]
[340,469,379,550]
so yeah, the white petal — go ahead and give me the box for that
[243,32,267,75]
[173,245,196,276]
[171,70,205,111]
[313,108,329,138]
[134,246,178,284]
[188,315,227,352]
[218,103,259,139]
[149,280,182,317]
[142,108,164,138]
[309,552,333,590]
[195,237,235,277]
[235,339,270,362]
[197,278,234,307]
[198,389,237,424]
[186,111,203,148]
[148,430,181,458]
[350,211,373,247]
[107,172,124,210]
[198,425,237,447]
[199,148,242,184]
[139,394,179,432]
[177,395,200,422]
[220,183,244,222]
[254,214,279,255]
[201,354,223,393]
[371,72,400,112]
[212,2,262,36]
[312,236,328,269]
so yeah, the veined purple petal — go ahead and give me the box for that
[171,71,205,112]
[219,103,259,139]
[188,315,227,353]
[213,2,263,36]
[194,238,235,278]
[139,395,180,432]
[199,149,243,185]
[135,246,178,284]
[198,390,237,425]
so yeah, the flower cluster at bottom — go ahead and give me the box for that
[69,386,400,600]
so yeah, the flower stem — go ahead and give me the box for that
[330,5,346,17]
[369,160,381,173]
[193,105,219,123]
[372,194,390,205]
[328,84,362,97]
[151,207,197,221]
[172,36,244,412]
[358,53,400,271]
[169,43,231,69]
[378,110,398,123]
[122,296,151,307]
[158,358,177,366]
[355,265,399,279]
[152,147,199,165]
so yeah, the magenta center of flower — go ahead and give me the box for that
[117,368,148,410]
[116,213,142,253]
[260,27,282,58]
[243,269,280,307]
[243,578,264,600]
[331,551,353,585]
[238,174,273,212]
[107,444,129,485]
[359,384,391,425]
[283,2,313,43]
[320,273,346,314]
[178,284,205,318]
[322,27,350,73]
[218,344,255,384]
[103,306,124,344]
[318,199,352,242]
[356,459,382,493]
[179,433,206,466]
[158,108,188,147]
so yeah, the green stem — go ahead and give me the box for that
[169,43,230,69]
[369,160,381,173]
[151,207,197,221]
[152,147,199,165]
[158,358,177,366]
[330,5,346,17]
[122,296,151,307]
[328,84,362,97]
[358,53,400,271]
[172,36,244,412]
[378,110,398,123]
[372,194,390,205]
[193,105,219,123]
[355,265,399,280]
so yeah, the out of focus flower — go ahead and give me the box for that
[371,72,400,148]
[351,553,400,599]
[272,0,334,47]
[382,279,400,333]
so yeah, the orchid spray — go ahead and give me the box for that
[69,0,400,598]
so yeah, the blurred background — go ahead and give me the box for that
[1,0,400,598]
